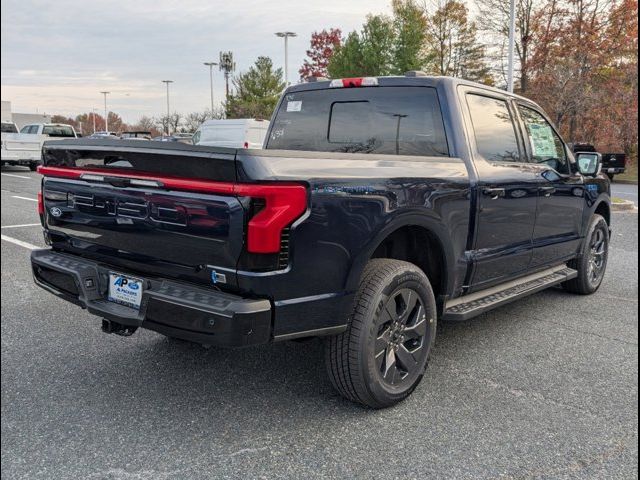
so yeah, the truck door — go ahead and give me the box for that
[516,103,585,267]
[461,90,544,291]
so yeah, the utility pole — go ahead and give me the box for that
[204,62,218,115]
[275,31,297,86]
[507,0,516,93]
[219,52,236,104]
[161,80,174,136]
[100,91,110,132]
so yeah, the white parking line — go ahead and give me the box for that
[11,195,38,202]
[1,223,41,229]
[1,234,40,250]
[1,173,32,179]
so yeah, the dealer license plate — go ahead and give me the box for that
[108,273,143,309]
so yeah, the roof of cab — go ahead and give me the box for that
[285,74,535,104]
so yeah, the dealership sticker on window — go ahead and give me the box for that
[286,101,302,112]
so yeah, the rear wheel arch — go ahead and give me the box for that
[346,220,451,302]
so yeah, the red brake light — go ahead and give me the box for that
[37,191,44,216]
[329,77,379,88]
[236,184,307,253]
[37,166,307,254]
[243,142,249,149]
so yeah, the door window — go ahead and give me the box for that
[466,94,521,163]
[518,106,569,173]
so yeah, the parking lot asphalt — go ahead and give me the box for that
[1,167,638,479]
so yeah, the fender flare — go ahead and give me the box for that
[344,210,456,294]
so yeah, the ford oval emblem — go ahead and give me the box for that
[50,207,63,218]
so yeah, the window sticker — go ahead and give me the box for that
[286,101,302,112]
[528,123,557,157]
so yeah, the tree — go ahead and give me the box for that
[391,0,429,74]
[526,0,634,143]
[424,0,492,84]
[476,0,540,92]
[183,108,226,133]
[226,56,285,119]
[328,15,395,77]
[299,28,342,80]
[156,113,182,135]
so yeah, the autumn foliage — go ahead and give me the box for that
[298,28,342,80]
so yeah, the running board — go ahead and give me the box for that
[444,266,578,321]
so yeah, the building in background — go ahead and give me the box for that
[1,101,51,129]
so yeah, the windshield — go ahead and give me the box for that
[1,122,18,133]
[42,125,75,137]
[266,86,449,157]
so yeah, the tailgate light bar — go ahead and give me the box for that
[329,77,379,88]
[37,166,307,254]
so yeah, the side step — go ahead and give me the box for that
[444,265,578,321]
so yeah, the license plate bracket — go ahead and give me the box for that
[108,273,144,309]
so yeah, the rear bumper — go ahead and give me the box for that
[604,167,625,174]
[1,152,41,164]
[30,249,272,347]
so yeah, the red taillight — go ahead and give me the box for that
[243,142,249,149]
[37,166,307,254]
[236,184,307,253]
[37,191,44,216]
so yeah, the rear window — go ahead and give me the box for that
[266,86,449,157]
[1,123,18,133]
[42,125,75,137]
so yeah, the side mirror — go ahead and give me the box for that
[576,152,601,177]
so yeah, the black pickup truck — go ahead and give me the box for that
[31,75,611,408]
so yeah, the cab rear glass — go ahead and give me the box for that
[266,86,449,157]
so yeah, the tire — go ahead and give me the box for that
[325,259,437,408]
[29,163,38,172]
[564,214,609,295]
[606,172,615,181]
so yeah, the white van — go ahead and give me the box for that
[192,119,269,149]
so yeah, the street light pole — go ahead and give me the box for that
[100,91,110,132]
[507,0,516,93]
[275,31,297,86]
[204,62,218,115]
[161,80,174,136]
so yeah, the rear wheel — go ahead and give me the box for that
[28,162,38,172]
[564,214,609,294]
[325,259,437,408]
[606,172,615,181]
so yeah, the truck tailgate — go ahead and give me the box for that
[40,140,244,283]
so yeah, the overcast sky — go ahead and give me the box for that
[1,0,394,123]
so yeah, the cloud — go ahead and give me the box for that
[1,0,391,123]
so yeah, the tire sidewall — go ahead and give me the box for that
[581,215,610,293]
[357,267,437,406]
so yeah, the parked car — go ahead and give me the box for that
[31,75,611,408]
[192,119,269,148]
[87,131,119,139]
[2,123,76,170]
[601,152,627,180]
[120,131,152,140]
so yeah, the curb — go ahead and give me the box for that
[612,180,638,185]
[611,200,636,211]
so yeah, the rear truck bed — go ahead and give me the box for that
[32,139,309,346]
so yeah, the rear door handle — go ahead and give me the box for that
[482,188,506,200]
[539,186,556,197]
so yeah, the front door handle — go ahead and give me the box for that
[482,188,506,200]
[539,186,556,197]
